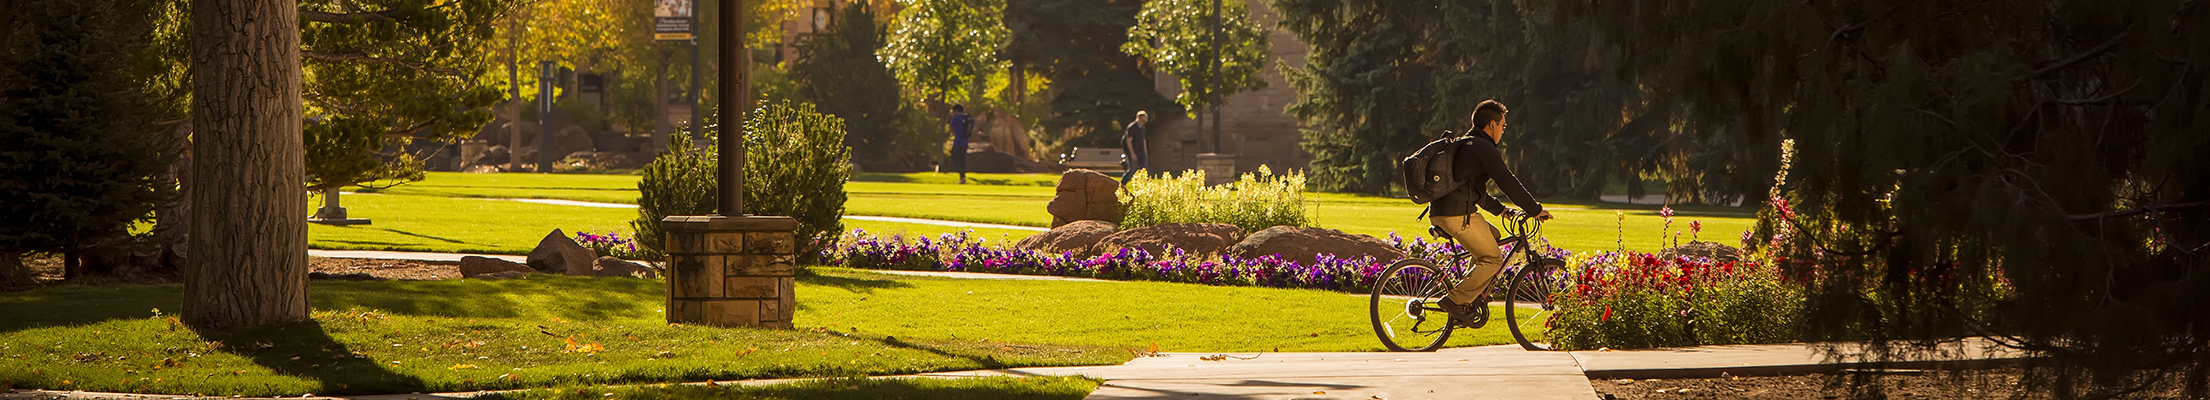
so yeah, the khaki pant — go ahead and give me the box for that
[1431,214,1504,305]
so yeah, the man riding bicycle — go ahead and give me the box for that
[1432,100,1553,327]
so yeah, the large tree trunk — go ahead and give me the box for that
[2,251,38,289]
[183,0,308,330]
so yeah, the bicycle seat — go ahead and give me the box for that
[1427,225,1450,240]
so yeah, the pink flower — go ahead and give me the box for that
[1690,221,1703,234]
[1659,206,1674,218]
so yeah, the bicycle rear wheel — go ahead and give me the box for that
[1503,254,1566,350]
[1370,259,1457,352]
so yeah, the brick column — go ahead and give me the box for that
[661,215,797,328]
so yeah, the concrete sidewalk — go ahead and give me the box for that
[308,249,523,264]
[3,340,2032,400]
[1573,338,2026,379]
[976,346,1603,400]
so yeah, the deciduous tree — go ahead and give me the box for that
[1122,0,1270,150]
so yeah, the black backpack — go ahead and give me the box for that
[1400,132,1473,205]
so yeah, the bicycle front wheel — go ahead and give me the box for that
[1370,259,1457,352]
[1503,255,1567,351]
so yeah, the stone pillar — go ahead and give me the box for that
[661,215,797,328]
[1196,153,1238,186]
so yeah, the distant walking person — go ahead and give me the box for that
[948,104,972,184]
[1121,110,1150,185]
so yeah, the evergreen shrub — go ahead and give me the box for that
[630,101,852,263]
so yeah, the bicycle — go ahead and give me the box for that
[1369,212,1568,351]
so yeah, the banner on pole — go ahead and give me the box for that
[655,0,694,41]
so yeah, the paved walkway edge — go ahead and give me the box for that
[1580,357,2029,380]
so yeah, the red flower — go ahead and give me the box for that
[1602,305,1613,323]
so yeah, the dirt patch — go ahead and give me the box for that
[16,256,462,282]
[307,257,461,281]
[1591,368,2186,399]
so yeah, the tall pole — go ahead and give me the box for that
[689,0,702,142]
[508,16,521,172]
[1210,0,1223,154]
[716,0,746,216]
[538,61,556,173]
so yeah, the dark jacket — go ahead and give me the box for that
[1432,134,1542,218]
[1122,121,1147,155]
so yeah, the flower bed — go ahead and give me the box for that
[825,226,1807,351]
[1543,252,1804,350]
[825,229,1564,295]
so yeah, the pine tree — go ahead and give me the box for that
[1004,0,1181,151]
[1549,1,2210,397]
[0,0,177,278]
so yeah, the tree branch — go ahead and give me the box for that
[299,10,398,24]
[299,50,461,75]
[2069,202,2210,221]
[2017,27,2130,83]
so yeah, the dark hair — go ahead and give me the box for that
[952,104,965,113]
[1472,100,1508,130]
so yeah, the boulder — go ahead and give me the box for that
[1658,240,1743,263]
[459,256,534,278]
[473,271,533,279]
[1013,220,1117,257]
[593,256,658,278]
[470,145,510,168]
[526,229,598,275]
[550,126,597,159]
[1093,223,1243,258]
[1046,169,1122,227]
[1226,226,1405,264]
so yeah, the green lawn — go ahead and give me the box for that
[485,376,1099,400]
[0,274,1123,397]
[336,171,1756,255]
[306,192,1040,255]
[0,269,1520,396]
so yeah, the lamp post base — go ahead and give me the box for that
[660,214,798,328]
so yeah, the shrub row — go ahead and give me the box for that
[1120,167,1308,232]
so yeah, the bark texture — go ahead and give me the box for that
[183,0,309,330]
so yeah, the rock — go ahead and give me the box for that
[1658,240,1743,263]
[469,145,510,168]
[1093,223,1243,258]
[1226,226,1405,265]
[593,256,658,278]
[1014,220,1118,257]
[527,229,598,275]
[473,271,533,279]
[1046,169,1122,227]
[459,256,533,278]
[551,126,597,158]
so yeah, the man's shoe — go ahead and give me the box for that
[1435,297,1489,329]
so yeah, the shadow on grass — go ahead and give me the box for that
[199,320,428,395]
[312,276,663,321]
[798,272,915,295]
[879,336,1008,370]
[377,228,472,245]
[0,283,180,333]
[0,277,662,334]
